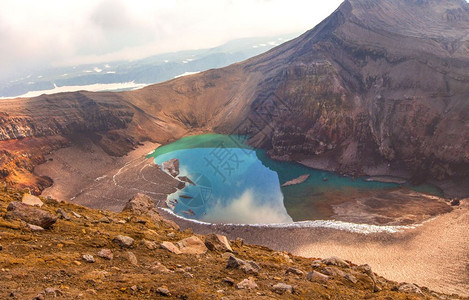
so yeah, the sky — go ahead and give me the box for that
[0,0,343,79]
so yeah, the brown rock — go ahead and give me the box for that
[307,271,329,282]
[223,277,235,286]
[177,236,208,255]
[160,241,182,254]
[286,267,304,276]
[398,283,423,294]
[97,249,113,260]
[5,201,57,229]
[122,193,158,216]
[150,262,171,273]
[236,277,258,290]
[272,283,293,294]
[127,251,138,266]
[204,233,233,252]
[226,255,261,275]
[27,224,44,231]
[161,219,180,230]
[321,256,350,268]
[322,266,346,277]
[356,264,379,292]
[156,286,171,296]
[112,235,134,248]
[142,239,158,250]
[21,194,43,207]
[56,208,70,220]
[82,254,95,263]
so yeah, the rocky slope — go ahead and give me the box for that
[0,187,460,299]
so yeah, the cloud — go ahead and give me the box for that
[202,189,293,224]
[0,0,343,80]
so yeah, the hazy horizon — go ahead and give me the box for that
[0,0,343,80]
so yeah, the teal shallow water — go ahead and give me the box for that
[149,134,441,224]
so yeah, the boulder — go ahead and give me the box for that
[27,224,44,231]
[162,159,179,177]
[71,211,82,218]
[311,259,322,268]
[127,251,138,266]
[322,267,346,277]
[272,283,293,294]
[344,273,358,284]
[82,254,95,263]
[122,194,180,229]
[123,193,157,216]
[398,283,423,294]
[150,262,172,273]
[236,277,258,290]
[356,264,378,292]
[6,201,57,229]
[321,256,350,268]
[112,235,134,248]
[307,271,329,282]
[286,267,304,276]
[226,255,261,275]
[56,208,70,220]
[177,236,208,255]
[142,240,158,250]
[204,234,233,252]
[156,286,171,296]
[97,249,113,260]
[160,241,182,255]
[21,194,43,207]
[223,277,235,286]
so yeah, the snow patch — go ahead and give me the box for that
[1,81,148,99]
[174,71,200,78]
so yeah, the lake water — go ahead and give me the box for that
[149,134,441,224]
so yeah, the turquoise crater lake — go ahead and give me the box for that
[149,134,441,224]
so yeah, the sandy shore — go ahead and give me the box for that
[160,201,468,297]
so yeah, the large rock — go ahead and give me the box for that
[307,271,329,282]
[226,255,261,275]
[321,256,350,268]
[356,264,378,292]
[5,201,57,229]
[398,283,423,294]
[21,194,43,207]
[236,277,258,290]
[162,159,179,177]
[123,193,156,215]
[272,283,293,294]
[97,249,113,260]
[177,236,208,255]
[160,241,182,255]
[112,235,134,248]
[122,193,180,230]
[204,234,233,252]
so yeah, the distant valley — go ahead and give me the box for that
[0,33,297,98]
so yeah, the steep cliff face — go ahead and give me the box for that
[0,0,468,195]
[0,92,134,141]
[232,0,469,184]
